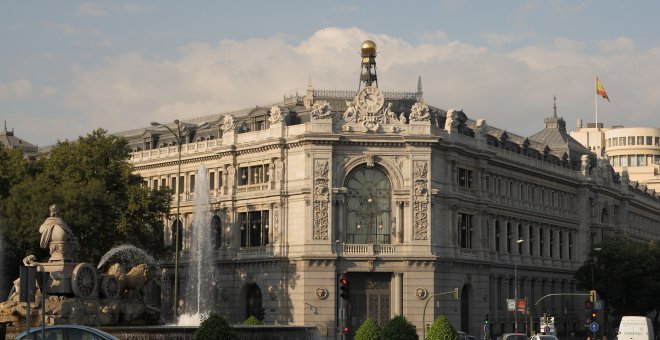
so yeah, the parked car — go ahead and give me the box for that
[530,334,558,340]
[16,324,118,340]
[497,333,529,340]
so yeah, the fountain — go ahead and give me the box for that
[0,205,161,328]
[177,164,217,326]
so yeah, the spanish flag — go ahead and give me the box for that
[596,77,610,102]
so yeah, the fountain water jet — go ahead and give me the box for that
[177,164,216,326]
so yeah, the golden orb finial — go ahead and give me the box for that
[361,40,377,57]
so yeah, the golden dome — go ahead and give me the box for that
[361,40,377,56]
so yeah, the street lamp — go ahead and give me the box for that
[150,119,208,318]
[591,247,602,290]
[514,238,524,333]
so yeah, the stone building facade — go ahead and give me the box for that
[117,46,660,339]
[571,123,660,192]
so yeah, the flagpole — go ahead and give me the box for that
[595,74,600,157]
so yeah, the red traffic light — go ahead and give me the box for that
[342,327,349,333]
[340,275,348,285]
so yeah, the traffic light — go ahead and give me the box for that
[589,290,597,303]
[484,314,489,325]
[339,274,350,300]
[257,307,266,321]
[342,326,349,334]
[591,310,597,320]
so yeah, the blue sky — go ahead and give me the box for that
[1,1,659,146]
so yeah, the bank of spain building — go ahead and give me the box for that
[118,41,660,339]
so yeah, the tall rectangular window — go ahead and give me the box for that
[179,175,184,194]
[506,223,512,253]
[637,136,644,145]
[239,210,269,247]
[458,213,473,249]
[209,172,215,190]
[549,230,554,258]
[457,168,473,188]
[172,177,177,194]
[539,228,545,257]
[495,222,501,252]
[153,179,158,189]
[628,136,635,145]
[190,174,195,193]
[238,164,270,186]
[646,136,653,145]
[161,178,166,188]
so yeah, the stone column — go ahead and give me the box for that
[393,272,403,316]
[396,201,404,243]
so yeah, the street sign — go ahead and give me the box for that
[484,324,490,333]
[544,326,551,334]
[516,299,526,312]
[589,322,599,332]
[507,299,515,311]
[594,300,602,310]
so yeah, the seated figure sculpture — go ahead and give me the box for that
[39,204,78,262]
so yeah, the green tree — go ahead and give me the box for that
[0,147,30,199]
[0,129,171,274]
[355,318,383,340]
[575,238,660,323]
[194,312,237,340]
[426,315,458,340]
[383,315,418,340]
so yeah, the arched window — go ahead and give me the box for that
[345,166,392,244]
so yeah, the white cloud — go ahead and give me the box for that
[61,27,660,145]
[78,2,108,17]
[482,32,537,48]
[123,3,143,13]
[0,80,33,99]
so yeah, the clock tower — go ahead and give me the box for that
[359,40,378,89]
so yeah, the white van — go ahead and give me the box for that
[617,316,654,340]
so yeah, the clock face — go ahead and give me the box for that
[356,86,384,113]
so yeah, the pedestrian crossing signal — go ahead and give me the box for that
[589,290,597,303]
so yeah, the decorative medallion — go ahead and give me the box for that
[316,288,329,300]
[415,287,428,300]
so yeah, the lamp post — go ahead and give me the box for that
[150,119,208,318]
[514,238,524,333]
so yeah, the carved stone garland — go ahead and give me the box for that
[413,161,429,240]
[313,160,330,240]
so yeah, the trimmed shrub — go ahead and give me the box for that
[426,315,458,340]
[383,315,418,340]
[193,312,237,340]
[355,318,383,340]
[243,315,263,325]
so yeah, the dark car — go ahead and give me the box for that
[16,325,118,340]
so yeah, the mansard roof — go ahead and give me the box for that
[528,113,591,159]
[0,123,37,153]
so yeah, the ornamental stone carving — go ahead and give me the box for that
[311,101,332,120]
[313,160,330,240]
[274,158,285,181]
[409,101,430,122]
[222,114,235,133]
[268,106,284,124]
[343,100,358,123]
[413,161,429,240]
